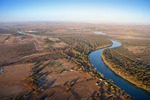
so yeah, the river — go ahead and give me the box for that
[89,40,150,100]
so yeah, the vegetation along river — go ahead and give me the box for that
[89,39,150,100]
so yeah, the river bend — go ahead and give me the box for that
[89,40,150,100]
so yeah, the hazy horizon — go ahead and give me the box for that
[0,0,150,24]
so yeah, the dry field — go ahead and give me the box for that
[0,23,137,99]
[0,63,33,99]
[0,34,10,44]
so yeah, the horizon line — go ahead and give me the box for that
[0,20,150,25]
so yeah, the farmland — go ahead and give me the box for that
[1,22,150,99]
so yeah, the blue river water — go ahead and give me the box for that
[89,40,150,100]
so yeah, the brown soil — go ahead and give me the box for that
[126,46,145,54]
[52,42,67,48]
[0,42,37,64]
[0,63,33,99]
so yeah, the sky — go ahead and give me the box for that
[0,0,150,24]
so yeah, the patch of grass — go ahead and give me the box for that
[47,61,62,67]
[47,61,64,73]
[55,67,65,73]
[45,38,53,44]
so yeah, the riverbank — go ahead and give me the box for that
[102,52,150,92]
